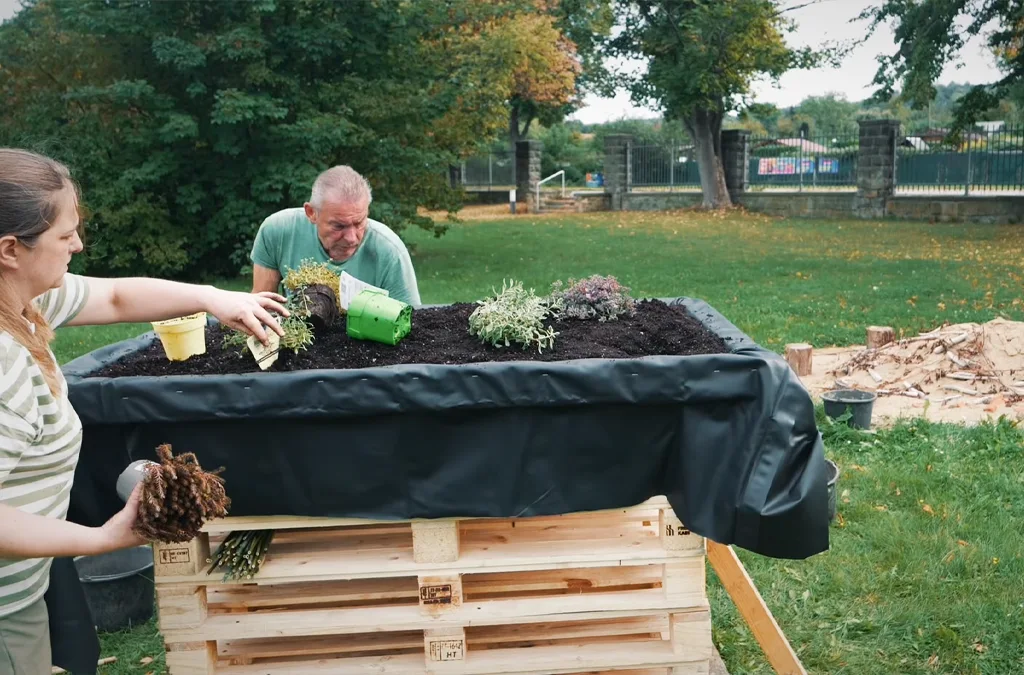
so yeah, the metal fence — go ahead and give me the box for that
[460,151,515,190]
[895,125,1024,194]
[628,143,702,190]
[748,132,859,190]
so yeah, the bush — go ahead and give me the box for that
[468,279,557,353]
[549,274,636,322]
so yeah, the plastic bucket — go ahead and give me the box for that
[152,312,207,361]
[74,546,154,632]
[347,290,411,345]
[822,388,877,429]
[825,459,840,521]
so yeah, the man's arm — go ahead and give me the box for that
[252,264,283,294]
[380,253,422,307]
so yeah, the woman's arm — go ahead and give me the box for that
[66,277,289,346]
[0,485,145,558]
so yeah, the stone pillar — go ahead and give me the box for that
[854,119,900,218]
[721,130,750,200]
[603,134,632,210]
[515,140,542,212]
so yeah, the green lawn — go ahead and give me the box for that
[58,210,1024,674]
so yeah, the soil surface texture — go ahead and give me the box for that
[86,299,730,378]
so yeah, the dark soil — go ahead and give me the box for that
[86,300,730,378]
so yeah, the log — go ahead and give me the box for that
[866,326,895,349]
[784,343,813,376]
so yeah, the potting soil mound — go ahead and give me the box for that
[801,317,1024,425]
[88,299,730,378]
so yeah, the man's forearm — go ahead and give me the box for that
[0,504,110,558]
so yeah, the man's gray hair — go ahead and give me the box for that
[309,165,372,209]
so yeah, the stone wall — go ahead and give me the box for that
[852,119,899,219]
[621,192,704,211]
[575,192,611,212]
[721,130,750,199]
[603,134,632,211]
[887,196,1024,224]
[739,192,857,219]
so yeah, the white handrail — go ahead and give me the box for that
[536,170,566,210]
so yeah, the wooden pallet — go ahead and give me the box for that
[153,498,715,674]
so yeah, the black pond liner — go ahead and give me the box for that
[61,298,829,561]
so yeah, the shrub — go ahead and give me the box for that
[283,259,340,294]
[549,274,636,322]
[468,279,557,353]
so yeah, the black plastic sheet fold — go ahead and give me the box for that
[62,298,830,561]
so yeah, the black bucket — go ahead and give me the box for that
[825,459,840,521]
[74,546,154,632]
[822,388,877,429]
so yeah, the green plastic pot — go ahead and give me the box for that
[346,289,412,345]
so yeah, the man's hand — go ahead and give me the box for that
[205,288,290,346]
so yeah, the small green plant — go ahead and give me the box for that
[549,274,636,322]
[220,292,315,355]
[468,279,557,352]
[283,259,339,294]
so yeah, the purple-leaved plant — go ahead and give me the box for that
[549,274,636,322]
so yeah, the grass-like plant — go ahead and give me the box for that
[468,279,557,352]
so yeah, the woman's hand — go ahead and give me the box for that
[204,289,290,346]
[96,483,149,552]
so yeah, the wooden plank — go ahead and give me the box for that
[216,630,711,674]
[658,510,704,552]
[420,574,464,613]
[155,536,210,577]
[707,541,806,675]
[162,593,709,643]
[413,521,461,563]
[425,626,467,670]
[157,586,208,630]
[165,641,217,674]
[200,498,672,534]
[156,535,704,586]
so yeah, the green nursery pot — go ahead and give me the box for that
[346,289,412,345]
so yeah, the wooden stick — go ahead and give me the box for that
[707,540,807,675]
[866,326,895,349]
[784,343,813,377]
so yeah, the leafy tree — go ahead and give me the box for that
[860,0,1020,129]
[0,0,514,279]
[608,0,820,209]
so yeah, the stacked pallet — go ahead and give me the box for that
[152,497,714,674]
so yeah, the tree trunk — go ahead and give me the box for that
[684,107,732,209]
[509,105,521,146]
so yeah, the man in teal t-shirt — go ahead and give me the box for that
[250,165,421,306]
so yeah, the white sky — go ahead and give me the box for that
[570,0,1003,123]
[0,0,1003,124]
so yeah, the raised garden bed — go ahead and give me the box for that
[62,280,829,562]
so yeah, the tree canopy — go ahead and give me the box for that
[0,0,539,279]
[861,0,1021,129]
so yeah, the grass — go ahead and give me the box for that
[56,209,1024,673]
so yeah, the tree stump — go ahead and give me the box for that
[784,343,813,376]
[299,284,340,332]
[866,326,895,350]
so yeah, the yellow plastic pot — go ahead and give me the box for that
[151,312,207,361]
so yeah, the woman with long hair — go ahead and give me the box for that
[0,148,287,672]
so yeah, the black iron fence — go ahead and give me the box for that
[629,143,702,190]
[459,151,515,190]
[895,125,1024,194]
[748,132,859,190]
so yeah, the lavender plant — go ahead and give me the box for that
[468,279,557,352]
[549,275,636,322]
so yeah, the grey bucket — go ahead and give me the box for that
[74,546,154,632]
[825,459,840,521]
[822,388,877,429]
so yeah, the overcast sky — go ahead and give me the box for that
[0,0,1002,124]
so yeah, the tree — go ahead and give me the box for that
[0,0,516,279]
[860,0,1021,129]
[608,0,819,209]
